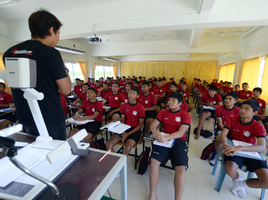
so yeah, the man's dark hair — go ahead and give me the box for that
[235,84,240,87]
[0,82,6,88]
[142,81,149,87]
[104,82,109,86]
[148,81,153,86]
[75,78,81,81]
[130,86,140,95]
[113,82,120,87]
[253,87,262,94]
[242,82,248,86]
[87,87,96,93]
[181,83,187,86]
[169,92,183,103]
[29,9,62,39]
[95,80,100,83]
[242,100,260,112]
[227,82,232,85]
[126,83,132,87]
[83,83,90,87]
[134,81,139,85]
[208,85,218,91]
[226,91,238,100]
[170,82,177,88]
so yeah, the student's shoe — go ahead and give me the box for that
[209,158,215,166]
[231,176,245,197]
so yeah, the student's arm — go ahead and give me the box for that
[157,125,189,142]
[74,111,100,121]
[121,118,144,143]
[199,100,212,106]
[150,119,161,138]
[216,117,224,130]
[212,102,223,108]
[70,98,82,106]
[102,99,107,105]
[145,105,156,112]
[0,102,12,108]
[72,108,84,120]
[97,88,103,97]
[56,76,72,96]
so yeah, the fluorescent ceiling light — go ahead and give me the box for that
[98,57,118,62]
[141,35,168,40]
[207,31,243,36]
[55,45,85,55]
[0,0,17,8]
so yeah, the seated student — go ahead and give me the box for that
[138,81,157,133]
[149,92,191,200]
[0,83,13,109]
[210,91,240,166]
[168,83,188,113]
[98,83,111,98]
[122,83,131,101]
[234,84,240,92]
[237,82,253,102]
[195,85,223,140]
[94,80,102,94]
[180,83,193,112]
[89,78,96,88]
[223,82,234,94]
[153,79,166,113]
[249,87,268,130]
[67,88,103,144]
[148,81,155,94]
[70,83,90,107]
[194,79,202,92]
[106,86,145,155]
[73,78,83,97]
[220,100,268,198]
[120,76,126,90]
[99,77,104,87]
[102,82,125,122]
[0,103,18,130]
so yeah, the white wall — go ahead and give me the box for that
[0,35,10,53]
[220,53,237,65]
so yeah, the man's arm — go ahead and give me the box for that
[212,102,223,108]
[145,105,156,112]
[158,125,189,142]
[56,76,71,96]
[216,117,224,130]
[150,119,161,138]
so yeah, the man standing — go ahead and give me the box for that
[3,9,71,140]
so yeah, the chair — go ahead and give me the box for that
[214,150,266,200]
[116,130,145,169]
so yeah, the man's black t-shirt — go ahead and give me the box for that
[3,40,67,127]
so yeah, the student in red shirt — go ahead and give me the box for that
[223,82,234,94]
[102,82,125,122]
[210,92,240,166]
[149,92,191,200]
[250,87,268,130]
[98,83,111,98]
[122,83,131,101]
[89,78,96,88]
[194,79,202,92]
[168,83,188,112]
[73,78,83,97]
[120,76,126,90]
[138,81,157,133]
[237,82,253,102]
[94,80,102,94]
[235,84,240,92]
[71,83,90,107]
[0,83,13,108]
[220,100,268,198]
[181,83,193,113]
[195,85,223,140]
[67,87,103,144]
[99,77,104,87]
[154,79,166,113]
[106,86,145,155]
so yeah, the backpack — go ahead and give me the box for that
[200,142,215,160]
[137,147,151,175]
[90,137,106,150]
[194,127,213,138]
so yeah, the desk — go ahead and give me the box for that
[0,133,127,200]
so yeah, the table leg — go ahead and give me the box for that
[120,159,127,200]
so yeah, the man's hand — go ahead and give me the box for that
[152,130,160,139]
[156,135,168,143]
[194,135,200,140]
[222,144,243,156]
[121,132,128,143]
[73,115,80,120]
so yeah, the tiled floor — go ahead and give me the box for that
[98,98,266,200]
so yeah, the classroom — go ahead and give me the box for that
[0,0,268,200]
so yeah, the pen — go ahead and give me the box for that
[98,149,111,162]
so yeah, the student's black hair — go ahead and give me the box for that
[108,77,112,80]
[138,76,142,79]
[142,81,149,87]
[181,83,187,86]
[122,76,126,78]
[95,80,100,83]
[87,87,96,93]
[170,82,177,88]
[157,79,162,82]
[227,82,232,85]
[113,82,120,87]
[197,79,201,82]
[130,86,140,95]
[0,82,6,88]
[177,90,183,95]
[91,78,94,80]
[226,91,238,100]
[104,82,109,86]
[126,83,132,87]
[241,100,260,112]
[179,80,183,83]
[169,92,183,104]
[253,87,262,94]
[235,84,240,87]
[208,85,218,91]
[162,78,166,81]
[242,82,248,86]
[148,81,153,86]
[75,78,81,81]
[134,81,139,85]
[29,9,62,39]
[83,83,90,87]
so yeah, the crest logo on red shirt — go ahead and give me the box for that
[92,108,95,112]
[247,94,249,97]
[115,97,118,100]
[175,117,181,122]
[259,103,262,106]
[133,111,137,116]
[145,100,148,104]
[213,101,216,104]
[243,131,250,137]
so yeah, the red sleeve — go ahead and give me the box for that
[119,93,125,102]
[139,104,145,118]
[96,102,103,113]
[215,106,222,118]
[216,94,222,103]
[249,91,253,97]
[224,116,232,130]
[151,94,157,105]
[263,100,266,108]
[120,103,126,114]
[200,95,206,102]
[6,93,13,103]
[185,92,189,97]
[156,110,165,122]
[253,123,266,138]
[181,112,191,126]
[81,101,87,111]
[104,93,109,100]
[181,103,188,112]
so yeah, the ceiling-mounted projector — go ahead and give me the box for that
[89,36,102,43]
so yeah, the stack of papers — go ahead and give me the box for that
[100,121,131,134]
[66,118,94,125]
[203,106,215,110]
[103,106,111,110]
[153,132,175,148]
[233,140,261,159]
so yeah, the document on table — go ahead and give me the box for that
[0,144,54,188]
[100,121,131,134]
[153,132,175,148]
[66,118,94,124]
[233,140,261,159]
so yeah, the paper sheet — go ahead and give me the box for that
[153,132,175,148]
[233,140,261,159]
[66,118,94,124]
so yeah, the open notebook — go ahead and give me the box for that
[100,121,131,134]
[153,132,175,148]
[233,140,262,159]
[66,118,94,125]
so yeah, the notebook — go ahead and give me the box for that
[66,118,94,124]
[100,121,131,134]
[203,106,215,110]
[153,132,175,148]
[0,108,15,113]
[232,140,261,159]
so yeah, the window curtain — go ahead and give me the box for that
[78,61,86,81]
[120,61,217,92]
[261,56,268,102]
[0,53,11,94]
[112,65,117,77]
[218,62,235,83]
[94,63,97,71]
[239,57,260,90]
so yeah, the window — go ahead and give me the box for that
[65,63,84,82]
[95,65,113,80]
